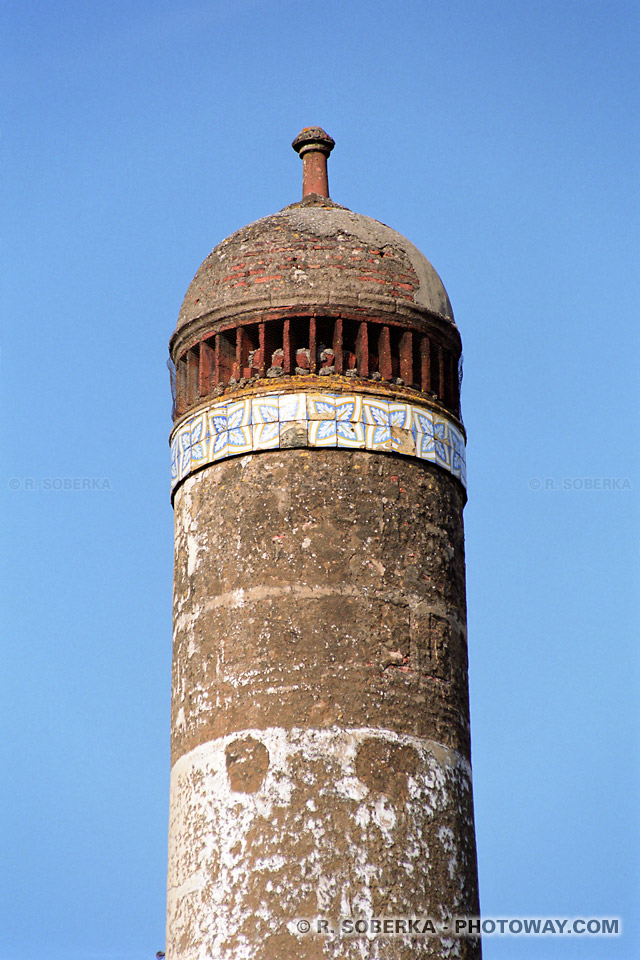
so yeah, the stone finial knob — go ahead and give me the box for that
[292,127,335,199]
[291,127,335,158]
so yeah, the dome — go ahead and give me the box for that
[169,130,462,427]
[173,196,453,347]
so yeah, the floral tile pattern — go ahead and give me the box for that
[365,424,394,452]
[170,439,179,483]
[171,391,467,492]
[414,431,436,461]
[411,407,433,438]
[336,394,362,423]
[336,420,365,448]
[188,413,209,467]
[208,408,228,436]
[226,398,252,428]
[362,397,389,426]
[176,427,193,477]
[211,431,229,462]
[306,394,337,421]
[388,401,411,430]
[308,418,338,446]
[252,421,280,451]
[251,396,279,425]
[227,424,252,455]
[449,424,465,481]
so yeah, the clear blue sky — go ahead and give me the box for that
[1,1,638,958]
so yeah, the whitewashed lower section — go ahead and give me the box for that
[166,726,475,960]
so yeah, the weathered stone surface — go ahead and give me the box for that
[168,449,480,959]
[171,198,457,360]
[172,451,471,763]
[167,728,480,960]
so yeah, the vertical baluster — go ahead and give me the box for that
[378,326,392,381]
[356,321,369,377]
[199,340,214,397]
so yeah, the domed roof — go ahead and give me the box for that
[172,129,454,349]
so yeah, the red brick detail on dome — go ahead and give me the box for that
[181,238,422,319]
[174,201,455,345]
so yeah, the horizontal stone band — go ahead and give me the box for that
[170,392,466,494]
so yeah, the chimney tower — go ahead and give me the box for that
[166,129,481,959]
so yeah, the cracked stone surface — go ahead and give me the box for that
[168,449,480,959]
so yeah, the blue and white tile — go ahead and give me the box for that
[434,437,451,468]
[308,419,337,446]
[226,398,252,428]
[251,396,279,425]
[170,438,179,483]
[433,418,449,442]
[336,420,365,448]
[336,394,362,422]
[252,421,280,451]
[211,430,229,462]
[307,393,337,421]
[362,396,390,426]
[188,413,209,466]
[412,407,434,440]
[415,432,436,461]
[279,393,307,422]
[208,405,228,436]
[227,425,253,455]
[365,424,394,452]
[449,423,464,448]
[176,428,193,480]
[388,401,411,430]
[449,425,465,477]
[171,394,466,491]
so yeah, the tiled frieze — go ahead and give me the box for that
[170,392,466,493]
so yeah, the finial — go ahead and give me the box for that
[292,127,335,199]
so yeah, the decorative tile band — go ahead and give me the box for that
[170,392,466,494]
